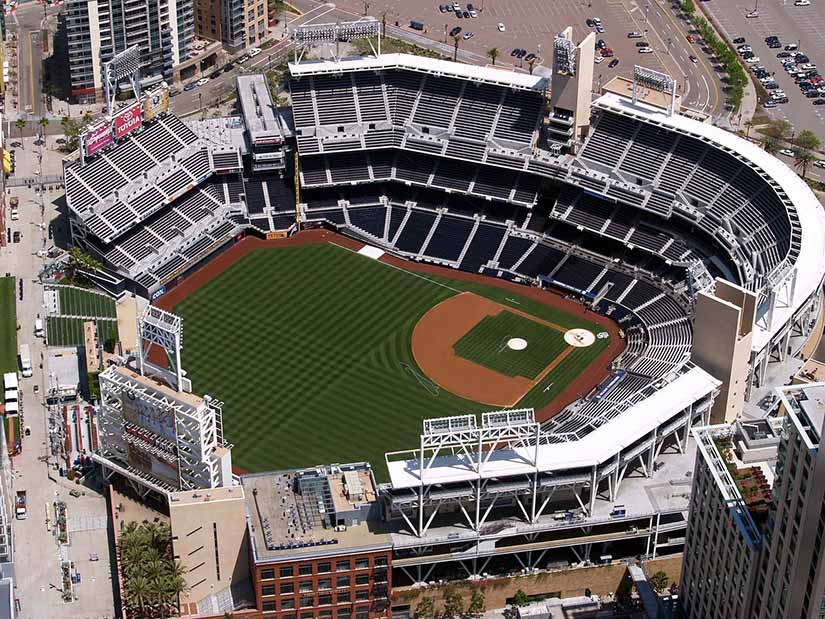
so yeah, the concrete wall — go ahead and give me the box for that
[549,28,595,144]
[692,279,755,424]
[170,486,250,615]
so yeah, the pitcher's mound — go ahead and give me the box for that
[564,328,595,347]
[507,337,528,351]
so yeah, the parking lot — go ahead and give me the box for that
[701,0,825,139]
[332,0,723,114]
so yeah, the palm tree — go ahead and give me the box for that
[527,58,537,75]
[453,35,460,62]
[761,136,779,155]
[14,119,25,141]
[124,574,152,616]
[486,47,499,66]
[38,117,48,133]
[744,119,754,140]
[795,148,816,178]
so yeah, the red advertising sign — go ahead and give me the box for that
[83,122,114,158]
[113,102,143,140]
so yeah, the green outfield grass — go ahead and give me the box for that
[453,311,568,379]
[172,244,611,479]
[0,278,17,374]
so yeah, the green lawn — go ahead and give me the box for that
[46,316,119,348]
[57,286,117,318]
[172,244,612,479]
[0,278,17,374]
[453,311,568,379]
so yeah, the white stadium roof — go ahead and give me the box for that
[387,365,720,489]
[288,53,548,92]
[594,91,825,353]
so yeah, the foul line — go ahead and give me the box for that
[400,362,440,397]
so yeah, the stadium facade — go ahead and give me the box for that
[69,28,825,617]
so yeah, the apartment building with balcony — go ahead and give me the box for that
[64,0,194,102]
[194,0,268,51]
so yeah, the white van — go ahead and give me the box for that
[34,319,44,337]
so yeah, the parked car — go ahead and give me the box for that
[638,46,653,54]
[628,31,642,38]
[586,18,595,27]
[462,31,474,39]
[608,58,620,68]
[794,0,811,6]
[594,55,605,64]
[689,54,698,63]
[733,37,746,44]
[777,51,791,58]
[449,26,462,37]
[525,53,536,62]
[511,48,521,56]
[196,77,210,86]
[779,149,795,157]
[497,22,505,31]
[813,159,825,167]
[635,41,649,47]
[597,39,606,49]
[183,81,199,91]
[468,9,477,17]
[248,47,262,57]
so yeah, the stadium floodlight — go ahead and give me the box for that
[291,18,381,62]
[103,46,142,116]
[553,36,577,77]
[633,65,677,115]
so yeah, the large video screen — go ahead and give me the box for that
[121,391,177,442]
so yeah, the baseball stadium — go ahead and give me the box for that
[70,20,825,606]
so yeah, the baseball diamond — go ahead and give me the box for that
[157,231,621,478]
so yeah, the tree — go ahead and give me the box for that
[761,136,779,154]
[487,47,499,66]
[794,129,821,152]
[648,570,670,594]
[442,588,464,619]
[744,119,754,139]
[38,117,49,134]
[67,247,102,284]
[794,148,816,179]
[14,119,25,140]
[453,35,460,62]
[512,589,530,606]
[764,119,792,141]
[468,588,486,619]
[414,596,435,619]
[503,606,520,619]
[680,0,695,17]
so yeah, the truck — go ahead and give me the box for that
[15,491,26,520]
[19,344,32,378]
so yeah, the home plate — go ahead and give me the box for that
[507,337,528,351]
[564,328,595,347]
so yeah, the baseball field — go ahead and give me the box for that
[162,232,622,479]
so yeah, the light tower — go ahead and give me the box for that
[137,305,186,392]
[291,18,381,62]
[102,45,142,116]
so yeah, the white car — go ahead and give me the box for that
[9,209,18,221]
[795,0,811,6]
[497,22,505,32]
[594,55,605,64]
[746,9,759,17]
[779,148,795,157]
[196,77,210,87]
[745,56,760,64]
[638,46,653,54]
[814,160,825,168]
[468,9,477,17]
[248,47,262,57]
[452,2,460,10]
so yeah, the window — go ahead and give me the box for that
[373,570,387,583]
[318,562,331,573]
[299,581,314,593]
[301,596,314,608]
[338,611,351,619]
[337,592,351,603]
[318,579,332,590]
[282,599,296,610]
[281,583,295,595]
[284,614,297,619]
[262,585,276,596]
[337,577,350,588]
[336,561,350,572]
[319,595,333,606]
[261,568,276,580]
[373,557,387,567]
[299,565,313,576]
[263,601,277,612]
[355,606,370,619]
[355,574,369,586]
[356,591,369,601]
[301,613,314,619]
[355,559,369,570]
[280,567,294,578]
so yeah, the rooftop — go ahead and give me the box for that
[242,464,391,563]
[600,76,682,113]
[170,484,245,507]
[288,53,548,92]
[795,359,825,384]
[779,382,825,446]
[236,74,284,144]
[47,347,80,389]
[108,365,205,410]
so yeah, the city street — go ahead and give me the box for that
[2,135,116,619]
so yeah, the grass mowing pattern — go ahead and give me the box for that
[0,278,17,374]
[173,244,612,479]
[453,311,568,379]
[46,316,119,348]
[56,286,117,318]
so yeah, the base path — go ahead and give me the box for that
[412,292,538,408]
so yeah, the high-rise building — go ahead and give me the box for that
[680,382,825,619]
[64,0,194,103]
[194,0,268,51]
